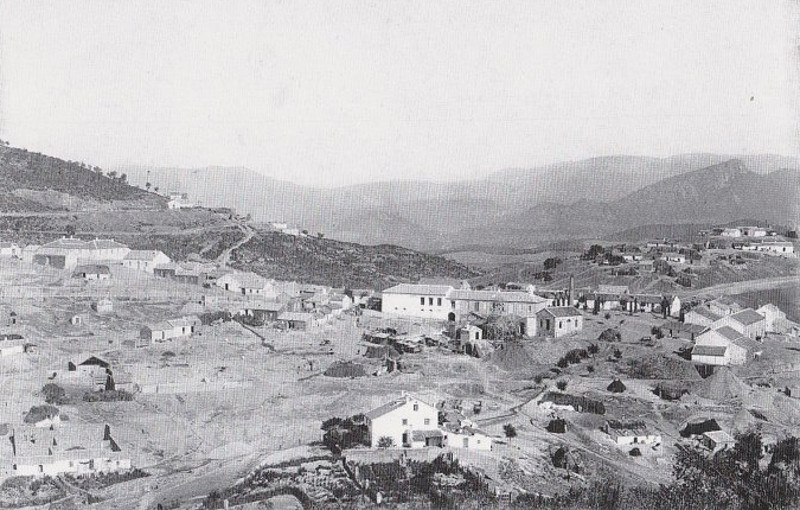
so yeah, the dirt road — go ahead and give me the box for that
[681,275,800,299]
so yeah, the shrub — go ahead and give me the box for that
[503,424,517,438]
[41,383,69,405]
[588,343,599,355]
[556,380,568,391]
[82,390,134,402]
[377,436,395,448]
[599,328,621,342]
[23,405,60,424]
[604,312,611,320]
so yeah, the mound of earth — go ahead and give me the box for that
[487,343,536,372]
[693,368,750,401]
[624,354,701,380]
[441,382,486,398]
[324,361,367,378]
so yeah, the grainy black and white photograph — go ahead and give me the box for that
[0,1,799,509]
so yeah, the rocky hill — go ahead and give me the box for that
[0,144,165,211]
[230,228,478,289]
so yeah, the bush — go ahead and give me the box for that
[604,312,611,320]
[556,380,568,391]
[41,383,70,405]
[377,436,395,448]
[23,405,60,424]
[82,390,134,402]
[599,328,622,342]
[503,424,517,438]
[588,343,599,355]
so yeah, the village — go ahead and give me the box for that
[0,215,797,509]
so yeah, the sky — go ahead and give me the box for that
[0,0,799,186]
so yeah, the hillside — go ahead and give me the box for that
[0,144,165,211]
[230,228,479,289]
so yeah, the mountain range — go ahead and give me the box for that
[119,154,800,252]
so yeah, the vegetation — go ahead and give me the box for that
[41,383,70,405]
[23,405,62,424]
[377,436,396,448]
[598,328,622,342]
[321,416,369,452]
[504,424,518,438]
[82,390,134,402]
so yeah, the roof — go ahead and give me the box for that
[688,306,723,322]
[73,264,111,275]
[245,301,285,312]
[630,294,664,304]
[448,290,546,304]
[730,309,765,326]
[382,283,453,296]
[715,326,746,342]
[703,430,735,443]
[277,312,316,322]
[418,277,467,288]
[154,262,182,271]
[538,306,582,318]
[364,395,433,420]
[124,250,167,261]
[42,238,127,251]
[0,242,18,248]
[693,345,727,357]
[598,285,629,294]
[220,272,270,289]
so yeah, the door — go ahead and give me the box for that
[462,437,469,448]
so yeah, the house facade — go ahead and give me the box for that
[365,394,439,448]
[0,242,20,258]
[602,420,661,447]
[73,265,111,281]
[536,307,583,338]
[691,326,748,366]
[34,238,130,269]
[139,316,201,343]
[122,250,171,273]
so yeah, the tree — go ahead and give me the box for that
[42,383,69,405]
[556,380,568,391]
[119,173,127,183]
[145,182,152,191]
[65,225,76,237]
[317,232,325,239]
[503,424,517,438]
[377,436,395,448]
[154,186,160,193]
[544,257,562,270]
[106,170,118,179]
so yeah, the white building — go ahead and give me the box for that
[122,250,171,273]
[602,420,661,447]
[756,241,795,256]
[3,424,130,478]
[139,316,201,344]
[33,238,130,269]
[756,304,786,333]
[684,306,724,328]
[739,226,768,237]
[0,242,20,258]
[536,307,583,338]
[720,228,742,238]
[365,394,440,448]
[691,326,748,366]
[167,192,193,209]
[381,284,454,321]
[216,272,277,297]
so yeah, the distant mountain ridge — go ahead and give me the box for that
[118,154,800,251]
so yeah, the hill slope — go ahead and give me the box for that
[0,145,165,211]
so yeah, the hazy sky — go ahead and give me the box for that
[1,1,799,186]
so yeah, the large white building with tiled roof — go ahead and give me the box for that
[365,394,439,448]
[381,283,548,328]
[33,237,130,269]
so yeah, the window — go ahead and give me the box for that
[402,419,408,425]
[451,301,455,309]
[428,297,434,306]
[420,297,425,305]
[437,298,442,306]
[559,321,563,329]
[474,302,479,312]
[413,404,419,411]
[424,418,430,425]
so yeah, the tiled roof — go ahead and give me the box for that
[693,345,727,357]
[364,395,433,420]
[277,312,316,322]
[124,250,167,261]
[730,309,765,326]
[382,284,453,296]
[411,429,443,441]
[74,264,111,275]
[715,326,746,342]
[689,306,723,322]
[447,290,546,303]
[538,306,582,318]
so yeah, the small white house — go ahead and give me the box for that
[536,307,583,338]
[365,394,440,448]
[122,250,171,273]
[602,420,661,447]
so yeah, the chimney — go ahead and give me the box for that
[568,274,575,307]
